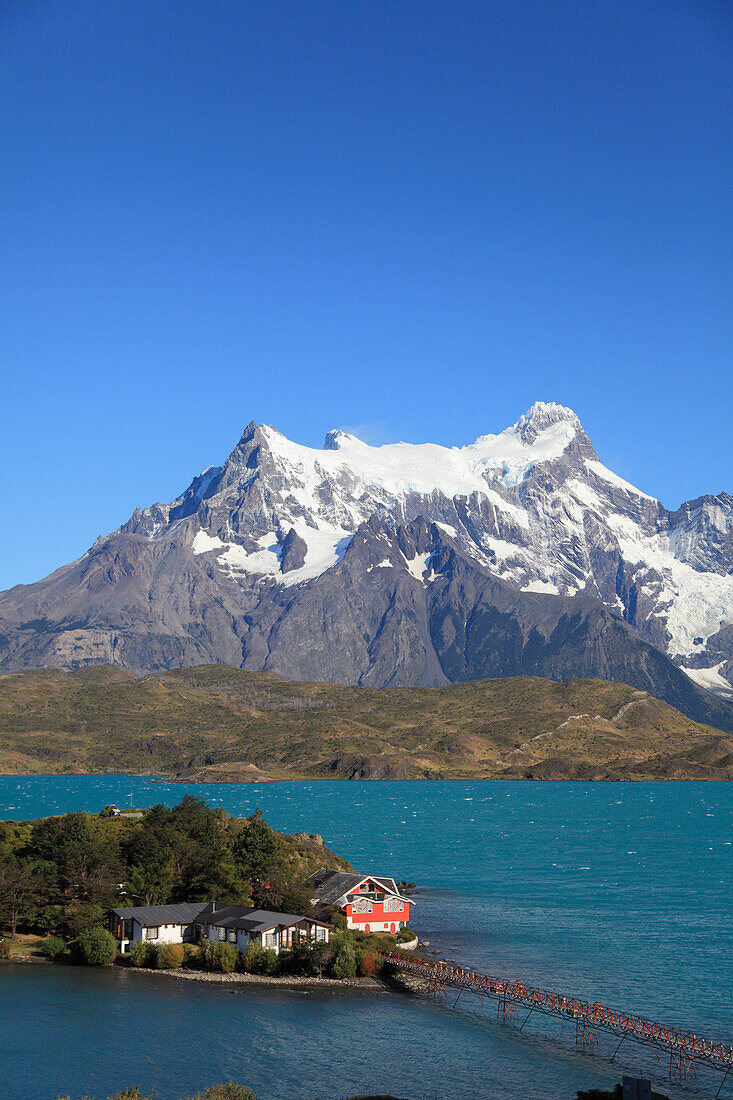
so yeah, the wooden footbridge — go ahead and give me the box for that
[383,952,733,1097]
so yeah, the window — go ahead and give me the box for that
[146,927,159,940]
[263,932,277,949]
[352,897,372,914]
[228,930,236,944]
[315,926,327,942]
[384,897,403,913]
[218,926,226,941]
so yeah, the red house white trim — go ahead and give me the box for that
[309,869,412,934]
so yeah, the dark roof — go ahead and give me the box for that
[196,904,328,933]
[309,869,409,905]
[110,902,209,926]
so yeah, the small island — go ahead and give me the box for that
[0,797,417,984]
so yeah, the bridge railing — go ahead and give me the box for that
[381,951,733,1071]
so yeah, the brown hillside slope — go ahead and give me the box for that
[0,664,730,781]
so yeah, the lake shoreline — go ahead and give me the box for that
[123,963,388,992]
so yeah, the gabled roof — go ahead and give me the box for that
[196,904,329,934]
[110,902,209,926]
[309,869,411,906]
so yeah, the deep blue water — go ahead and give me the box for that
[0,776,731,1100]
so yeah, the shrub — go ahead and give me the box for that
[332,941,357,979]
[308,942,334,977]
[183,942,203,967]
[259,948,279,976]
[0,941,10,960]
[129,940,158,968]
[288,942,318,976]
[185,1085,256,1100]
[276,948,292,973]
[357,949,381,977]
[156,943,184,969]
[40,935,66,959]
[396,925,416,943]
[239,940,265,974]
[203,941,238,973]
[71,926,117,966]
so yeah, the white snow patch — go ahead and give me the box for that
[404,551,433,582]
[463,418,580,488]
[585,459,656,502]
[435,522,458,537]
[192,523,352,587]
[192,530,227,554]
[367,558,394,573]
[521,579,560,595]
[564,479,604,511]
[681,663,733,694]
[606,514,733,655]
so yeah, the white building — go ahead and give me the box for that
[110,903,209,953]
[194,903,330,956]
[110,901,330,956]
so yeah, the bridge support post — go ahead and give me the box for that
[576,1019,598,1048]
[669,1049,696,1080]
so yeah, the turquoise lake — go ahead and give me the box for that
[0,776,731,1100]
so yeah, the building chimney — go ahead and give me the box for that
[212,901,216,913]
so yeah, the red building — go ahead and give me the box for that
[309,869,412,933]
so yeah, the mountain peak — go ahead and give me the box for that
[514,401,581,443]
[323,428,353,451]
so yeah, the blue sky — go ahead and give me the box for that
[1,1,731,589]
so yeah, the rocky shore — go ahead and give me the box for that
[126,964,386,993]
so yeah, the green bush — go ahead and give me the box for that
[203,941,238,973]
[259,947,279,976]
[396,925,416,943]
[184,1085,256,1100]
[182,942,203,967]
[308,942,334,977]
[239,940,265,974]
[40,935,66,959]
[129,940,158,968]
[71,926,117,966]
[332,940,357,979]
[155,943,184,969]
[287,942,317,975]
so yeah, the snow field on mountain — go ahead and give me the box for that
[193,523,353,587]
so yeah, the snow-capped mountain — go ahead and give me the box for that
[2,402,733,729]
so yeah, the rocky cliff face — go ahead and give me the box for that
[2,402,733,729]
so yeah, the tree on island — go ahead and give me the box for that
[232,807,284,883]
[0,857,41,939]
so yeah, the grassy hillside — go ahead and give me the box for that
[0,664,731,781]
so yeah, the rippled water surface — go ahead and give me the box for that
[0,777,731,1100]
